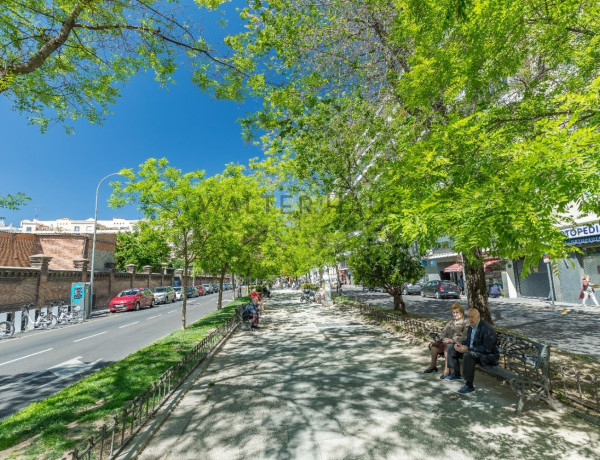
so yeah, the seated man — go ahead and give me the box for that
[446,308,499,394]
[242,297,260,330]
[489,284,501,298]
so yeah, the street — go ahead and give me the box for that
[343,286,600,360]
[0,293,232,420]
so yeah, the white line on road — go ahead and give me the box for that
[147,315,162,320]
[167,310,177,314]
[0,348,54,367]
[73,331,107,343]
[119,321,140,329]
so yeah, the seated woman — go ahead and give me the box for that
[424,303,469,377]
[242,297,260,330]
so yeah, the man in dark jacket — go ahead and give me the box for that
[446,308,499,394]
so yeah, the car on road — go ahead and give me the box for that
[420,280,461,299]
[196,285,205,296]
[173,287,183,301]
[203,284,214,294]
[152,286,176,304]
[109,288,155,312]
[186,287,199,298]
[402,281,424,295]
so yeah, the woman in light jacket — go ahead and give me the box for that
[424,303,469,378]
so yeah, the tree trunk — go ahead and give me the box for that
[464,248,493,324]
[232,274,236,300]
[391,289,406,314]
[335,265,341,295]
[217,265,227,309]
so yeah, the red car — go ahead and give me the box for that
[196,285,205,296]
[109,288,155,312]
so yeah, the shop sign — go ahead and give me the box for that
[565,235,600,245]
[561,223,600,239]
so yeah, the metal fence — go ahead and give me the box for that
[67,311,240,459]
[554,366,600,413]
[349,301,600,415]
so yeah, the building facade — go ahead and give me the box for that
[18,217,139,234]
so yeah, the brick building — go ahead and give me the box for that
[0,232,116,270]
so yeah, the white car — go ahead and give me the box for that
[173,287,183,301]
[152,286,176,304]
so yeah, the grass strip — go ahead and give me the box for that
[0,296,249,459]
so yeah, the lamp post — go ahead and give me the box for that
[89,172,121,316]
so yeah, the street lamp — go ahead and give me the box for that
[89,172,122,316]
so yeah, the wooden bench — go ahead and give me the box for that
[479,331,557,414]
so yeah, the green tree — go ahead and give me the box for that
[211,0,600,324]
[114,225,171,272]
[350,237,424,314]
[110,158,215,330]
[0,192,30,219]
[0,0,234,131]
[195,163,280,308]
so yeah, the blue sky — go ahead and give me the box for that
[0,3,263,227]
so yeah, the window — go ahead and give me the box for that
[26,226,32,232]
[74,226,80,231]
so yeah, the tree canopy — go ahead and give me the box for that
[207,0,600,320]
[0,0,234,131]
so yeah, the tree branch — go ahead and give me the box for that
[1,0,90,81]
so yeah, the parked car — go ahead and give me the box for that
[152,286,176,304]
[186,287,199,298]
[173,287,183,301]
[203,284,213,294]
[109,288,154,312]
[223,283,231,290]
[402,281,424,295]
[420,280,461,299]
[212,283,220,293]
[196,285,205,296]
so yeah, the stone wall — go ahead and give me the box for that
[0,255,230,312]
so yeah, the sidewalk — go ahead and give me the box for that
[133,291,600,460]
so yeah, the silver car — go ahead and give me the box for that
[152,286,176,304]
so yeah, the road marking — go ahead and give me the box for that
[0,348,54,367]
[37,357,103,390]
[119,321,140,329]
[167,310,177,314]
[73,331,107,343]
[147,315,162,320]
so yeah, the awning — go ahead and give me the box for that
[484,258,502,271]
[443,259,502,273]
[443,263,462,273]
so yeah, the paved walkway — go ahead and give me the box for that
[135,291,600,459]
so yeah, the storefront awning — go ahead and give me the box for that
[443,263,462,273]
[484,258,502,271]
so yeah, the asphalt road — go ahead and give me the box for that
[343,286,600,360]
[0,292,232,421]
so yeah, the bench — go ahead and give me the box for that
[479,331,557,414]
[236,305,253,331]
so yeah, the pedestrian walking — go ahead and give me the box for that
[580,275,599,306]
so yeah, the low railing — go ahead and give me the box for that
[68,313,240,459]
[354,303,431,337]
[555,366,600,413]
[346,300,600,415]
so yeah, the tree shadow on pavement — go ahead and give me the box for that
[139,291,600,460]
